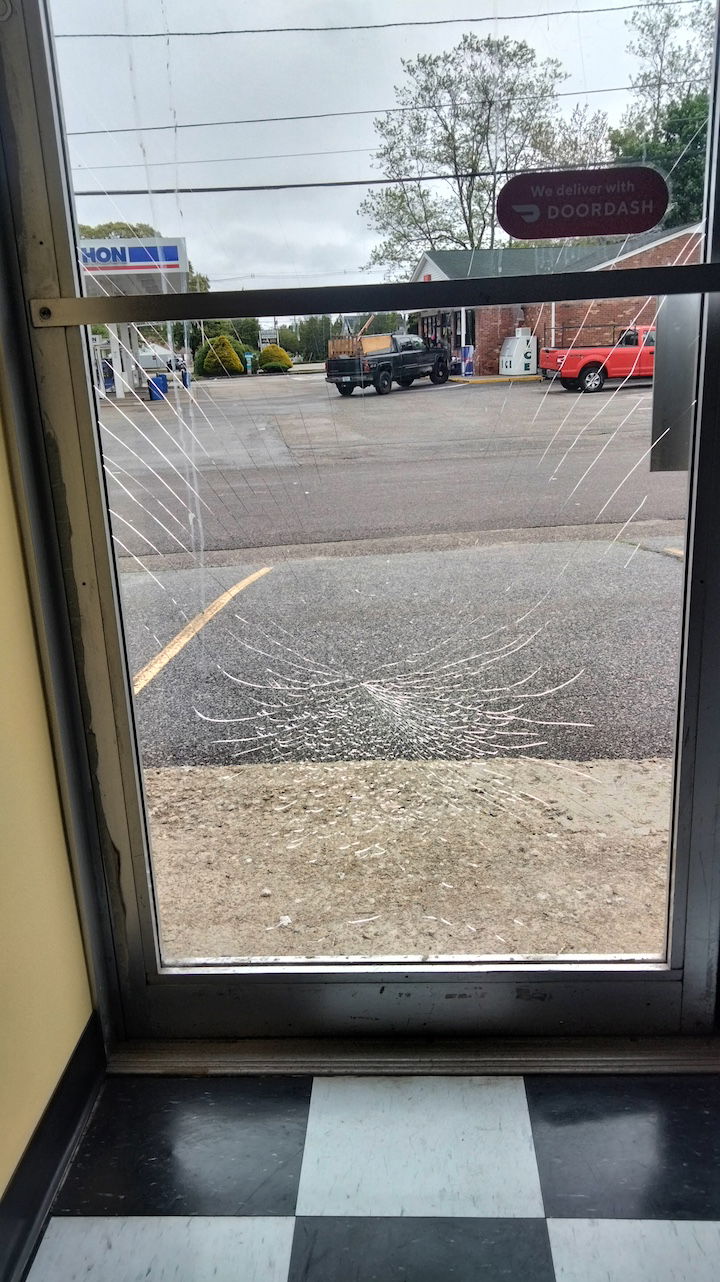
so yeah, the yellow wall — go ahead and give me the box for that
[0,417,92,1195]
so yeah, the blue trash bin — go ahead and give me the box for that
[148,373,168,401]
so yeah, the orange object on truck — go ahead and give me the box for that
[539,325,656,392]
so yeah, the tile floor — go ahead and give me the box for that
[25,1073,720,1281]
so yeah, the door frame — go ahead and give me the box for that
[3,0,720,1043]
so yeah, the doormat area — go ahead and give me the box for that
[144,758,671,962]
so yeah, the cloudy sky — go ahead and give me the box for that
[50,0,655,291]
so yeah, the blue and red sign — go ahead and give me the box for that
[78,238,187,274]
[496,166,669,240]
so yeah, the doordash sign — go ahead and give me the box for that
[496,166,669,240]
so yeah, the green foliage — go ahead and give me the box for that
[278,325,300,355]
[298,315,333,361]
[189,263,209,292]
[260,361,290,374]
[258,343,293,371]
[354,313,405,335]
[230,318,261,348]
[195,335,255,376]
[201,335,243,376]
[359,33,567,275]
[193,341,209,377]
[619,0,712,141]
[610,90,709,226]
[78,220,160,238]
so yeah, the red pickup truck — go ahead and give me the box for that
[540,325,656,392]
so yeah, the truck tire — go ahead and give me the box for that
[560,377,580,391]
[374,369,393,395]
[429,356,450,384]
[399,377,414,388]
[579,363,605,393]
[337,384,354,396]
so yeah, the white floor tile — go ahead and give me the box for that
[26,1216,295,1282]
[549,1218,720,1282]
[296,1075,544,1218]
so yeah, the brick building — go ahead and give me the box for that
[410,226,702,376]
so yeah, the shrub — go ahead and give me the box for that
[258,343,293,371]
[194,334,259,376]
[194,339,210,377]
[200,334,243,376]
[260,361,289,374]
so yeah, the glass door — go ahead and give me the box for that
[2,0,720,1040]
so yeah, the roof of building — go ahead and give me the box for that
[411,225,701,282]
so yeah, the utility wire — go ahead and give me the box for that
[65,78,707,138]
[54,0,698,38]
[73,171,494,196]
[73,156,692,198]
[71,146,376,171]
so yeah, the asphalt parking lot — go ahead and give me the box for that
[95,373,688,767]
[101,373,686,559]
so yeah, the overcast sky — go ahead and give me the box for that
[50,0,653,293]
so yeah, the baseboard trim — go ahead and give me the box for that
[0,1013,105,1282]
[109,1034,720,1076]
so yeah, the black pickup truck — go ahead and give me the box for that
[326,332,450,396]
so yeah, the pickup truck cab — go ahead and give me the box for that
[326,333,450,396]
[540,324,656,392]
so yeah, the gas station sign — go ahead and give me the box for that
[78,238,188,275]
[496,166,669,240]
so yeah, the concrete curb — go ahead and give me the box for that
[450,374,543,385]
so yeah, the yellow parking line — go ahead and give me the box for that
[133,566,272,694]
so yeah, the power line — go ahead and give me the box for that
[72,156,691,199]
[65,79,707,138]
[210,268,372,282]
[71,146,376,172]
[73,171,491,197]
[53,0,697,38]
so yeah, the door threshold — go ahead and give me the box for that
[109,1035,720,1076]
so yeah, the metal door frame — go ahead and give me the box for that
[2,0,720,1043]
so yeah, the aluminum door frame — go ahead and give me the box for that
[2,0,720,1040]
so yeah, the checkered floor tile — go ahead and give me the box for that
[25,1074,720,1280]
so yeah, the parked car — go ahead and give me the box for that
[539,325,656,392]
[326,333,450,396]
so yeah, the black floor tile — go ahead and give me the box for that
[53,1075,312,1217]
[526,1073,720,1219]
[288,1217,556,1282]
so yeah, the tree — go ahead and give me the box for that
[620,0,713,141]
[278,325,300,355]
[544,104,611,168]
[188,265,209,292]
[353,312,405,335]
[359,34,566,276]
[610,90,709,226]
[230,318,260,348]
[78,220,159,239]
[298,315,333,361]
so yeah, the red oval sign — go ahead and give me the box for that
[496,166,669,240]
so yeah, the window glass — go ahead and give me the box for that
[47,0,709,966]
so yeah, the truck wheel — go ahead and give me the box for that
[429,356,450,384]
[374,369,393,395]
[399,377,414,388]
[337,384,354,396]
[560,377,580,391]
[579,364,605,393]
